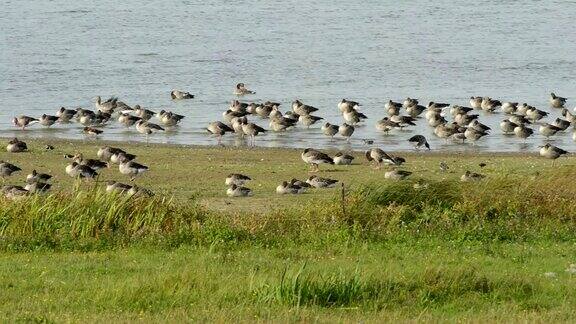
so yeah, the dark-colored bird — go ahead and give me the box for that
[408,135,430,150]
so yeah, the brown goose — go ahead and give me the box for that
[206,121,234,144]
[234,83,255,96]
[71,153,108,170]
[240,121,267,146]
[83,126,103,136]
[40,114,59,127]
[6,138,27,153]
[301,148,334,172]
[135,120,165,141]
[65,162,98,179]
[94,96,118,113]
[539,143,568,160]
[333,152,355,165]
[56,107,77,122]
[118,113,141,127]
[13,115,39,130]
[118,155,149,181]
[170,90,194,100]
[226,184,253,197]
[550,92,567,108]
[0,161,22,178]
[306,175,339,188]
[26,170,52,184]
[321,122,339,138]
[225,173,252,186]
[105,180,133,194]
[408,135,430,150]
[384,170,412,180]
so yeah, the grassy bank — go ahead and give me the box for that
[1,138,576,321]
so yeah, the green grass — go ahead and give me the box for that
[1,138,576,321]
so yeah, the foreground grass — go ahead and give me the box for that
[2,138,576,321]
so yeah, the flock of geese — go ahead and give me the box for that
[2,83,573,198]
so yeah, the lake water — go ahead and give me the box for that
[1,0,575,152]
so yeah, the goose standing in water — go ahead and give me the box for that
[481,97,501,112]
[118,155,149,181]
[94,96,118,113]
[385,100,402,116]
[225,173,252,186]
[470,96,483,109]
[207,121,234,144]
[0,161,21,178]
[159,111,185,127]
[133,105,156,121]
[500,119,518,134]
[299,114,323,128]
[333,152,355,165]
[338,123,355,141]
[550,92,567,108]
[170,90,194,100]
[226,184,253,197]
[561,108,576,123]
[376,117,401,134]
[6,138,27,153]
[384,170,412,180]
[135,120,165,142]
[539,143,568,160]
[539,123,562,138]
[338,99,361,113]
[341,105,368,125]
[56,107,77,122]
[461,171,485,182]
[553,118,571,131]
[118,113,141,128]
[292,100,319,116]
[301,148,334,172]
[514,124,534,140]
[390,115,416,128]
[13,116,39,130]
[234,83,255,96]
[306,175,339,188]
[40,114,59,127]
[501,102,518,114]
[321,122,339,139]
[240,121,267,146]
[403,97,418,108]
[408,135,430,150]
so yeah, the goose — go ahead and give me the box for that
[464,127,488,143]
[133,105,156,121]
[26,170,52,184]
[468,120,491,132]
[118,155,148,181]
[40,114,59,127]
[225,173,252,186]
[306,175,338,188]
[72,153,108,170]
[284,111,300,122]
[6,138,27,153]
[94,96,117,113]
[500,119,518,134]
[128,185,154,198]
[170,90,194,100]
[514,124,534,140]
[434,124,456,140]
[408,135,430,150]
[97,146,128,163]
[516,103,532,115]
[232,100,250,113]
[110,151,137,164]
[65,162,98,179]
[118,113,141,127]
[454,113,479,127]
[135,120,165,140]
[333,152,355,165]
[94,111,112,125]
[407,104,426,117]
[269,116,297,132]
[403,97,418,108]
[390,115,416,128]
[501,102,518,114]
[255,104,274,118]
[240,121,267,146]
[338,99,361,113]
[290,178,312,189]
[301,148,334,172]
[469,97,483,109]
[481,97,501,111]
[299,114,323,128]
[450,105,474,116]
[269,106,283,120]
[159,111,185,127]
[1,185,29,199]
[264,100,281,108]
[384,170,412,180]
[12,115,39,130]
[24,182,51,193]
[0,161,21,178]
[539,143,568,160]
[231,117,248,135]
[105,180,133,194]
[424,107,443,120]
[428,114,447,128]
[321,122,339,138]
[292,100,319,116]
[365,148,404,168]
[509,114,531,125]
[461,171,485,182]
[427,102,450,110]
[550,92,567,108]
[525,107,548,122]
[561,108,576,123]
[338,123,355,141]
[539,123,562,138]
[223,109,249,123]
[75,108,96,125]
[226,184,253,197]
[276,181,305,194]
[553,118,571,131]
[83,126,103,136]
[385,100,402,115]
[234,83,255,96]
[342,105,368,125]
[56,107,77,122]
[206,121,234,143]
[376,117,401,134]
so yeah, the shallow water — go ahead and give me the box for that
[1,0,575,152]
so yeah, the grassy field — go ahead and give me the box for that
[1,137,576,322]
